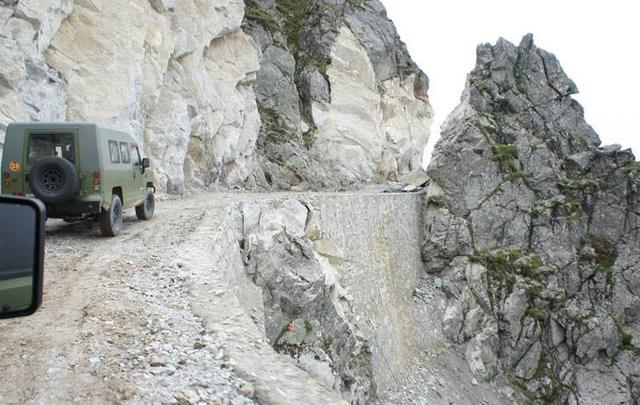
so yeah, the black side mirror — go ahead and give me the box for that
[0,195,45,319]
[142,158,150,169]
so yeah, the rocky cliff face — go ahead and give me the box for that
[4,1,637,403]
[0,0,70,144]
[0,0,431,192]
[0,0,263,192]
[243,0,432,189]
[225,193,445,404]
[423,35,640,403]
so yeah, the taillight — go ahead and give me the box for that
[92,171,100,191]
[2,172,10,188]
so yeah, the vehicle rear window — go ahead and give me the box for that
[28,133,75,167]
[108,140,120,163]
[120,142,130,164]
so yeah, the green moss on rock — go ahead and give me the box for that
[245,1,280,33]
[275,0,307,50]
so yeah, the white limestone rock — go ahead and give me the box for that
[44,0,261,192]
[311,26,432,186]
[1,0,261,192]
[311,26,385,185]
[0,0,70,149]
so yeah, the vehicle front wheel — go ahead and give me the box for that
[135,190,154,220]
[100,195,123,236]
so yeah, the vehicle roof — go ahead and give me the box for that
[7,122,129,134]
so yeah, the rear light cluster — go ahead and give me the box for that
[2,172,10,188]
[92,171,100,191]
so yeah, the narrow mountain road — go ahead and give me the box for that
[0,193,257,404]
[0,190,519,405]
[0,192,350,404]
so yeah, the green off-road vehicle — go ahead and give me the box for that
[1,123,155,236]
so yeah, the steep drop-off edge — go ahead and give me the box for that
[186,193,520,404]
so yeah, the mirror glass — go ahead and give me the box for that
[0,202,37,316]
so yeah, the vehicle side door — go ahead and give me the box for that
[129,144,145,205]
[117,141,135,206]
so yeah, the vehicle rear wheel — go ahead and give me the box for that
[100,195,123,236]
[135,190,154,220]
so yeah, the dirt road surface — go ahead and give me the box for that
[0,191,519,405]
[0,193,261,404]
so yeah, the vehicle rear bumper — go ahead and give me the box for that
[46,199,101,218]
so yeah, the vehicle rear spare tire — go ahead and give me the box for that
[100,195,123,237]
[28,157,79,204]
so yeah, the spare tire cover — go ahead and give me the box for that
[28,157,79,204]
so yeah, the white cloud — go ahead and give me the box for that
[381,0,640,162]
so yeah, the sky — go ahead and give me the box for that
[381,0,640,164]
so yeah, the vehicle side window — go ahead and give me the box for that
[119,142,131,164]
[108,140,120,164]
[131,144,141,166]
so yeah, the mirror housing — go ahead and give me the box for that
[142,158,150,169]
[0,195,45,319]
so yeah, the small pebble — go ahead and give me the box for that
[231,396,247,405]
[148,355,167,367]
[239,383,255,397]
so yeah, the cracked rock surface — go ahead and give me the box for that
[0,0,262,193]
[423,34,640,403]
[243,0,433,190]
[1,0,432,193]
[238,199,373,403]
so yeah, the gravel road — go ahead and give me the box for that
[0,193,260,404]
[0,190,512,405]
